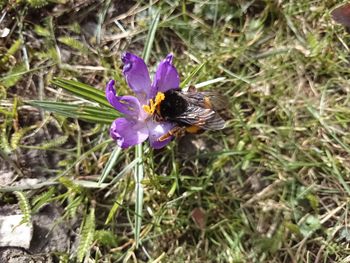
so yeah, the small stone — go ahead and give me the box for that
[0,215,33,249]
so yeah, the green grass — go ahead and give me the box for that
[1,0,350,262]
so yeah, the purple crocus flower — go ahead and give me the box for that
[106,52,180,149]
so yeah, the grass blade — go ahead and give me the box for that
[195,77,226,89]
[180,61,206,89]
[109,157,141,187]
[98,146,122,185]
[142,10,160,64]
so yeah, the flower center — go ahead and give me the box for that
[142,92,165,115]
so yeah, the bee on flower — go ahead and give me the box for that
[106,53,226,149]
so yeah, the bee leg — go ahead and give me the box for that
[157,126,185,142]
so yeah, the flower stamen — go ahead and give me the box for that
[142,92,165,115]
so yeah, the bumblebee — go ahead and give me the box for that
[155,86,227,141]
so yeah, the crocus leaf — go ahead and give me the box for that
[28,100,119,124]
[133,8,161,249]
[51,78,114,109]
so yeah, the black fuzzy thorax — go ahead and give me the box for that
[159,90,188,120]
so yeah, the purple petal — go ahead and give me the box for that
[147,120,175,149]
[122,53,151,102]
[151,54,180,97]
[110,118,149,149]
[106,80,141,117]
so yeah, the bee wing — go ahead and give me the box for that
[174,105,226,130]
[181,91,229,111]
